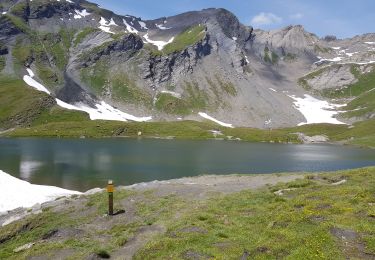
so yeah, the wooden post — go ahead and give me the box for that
[107,180,114,216]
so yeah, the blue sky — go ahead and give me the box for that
[89,0,375,39]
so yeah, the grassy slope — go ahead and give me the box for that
[3,117,375,147]
[0,167,374,259]
[0,77,89,130]
[299,64,375,119]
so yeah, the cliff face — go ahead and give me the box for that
[0,0,374,127]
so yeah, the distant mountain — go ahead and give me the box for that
[0,0,374,129]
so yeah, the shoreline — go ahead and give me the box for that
[0,170,309,226]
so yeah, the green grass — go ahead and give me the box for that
[136,167,375,259]
[12,36,32,71]
[147,25,206,56]
[162,25,206,55]
[1,167,374,259]
[321,64,375,98]
[0,56,5,72]
[73,27,99,47]
[0,77,55,129]
[215,75,237,96]
[0,77,89,130]
[3,14,30,34]
[80,58,109,95]
[341,89,375,118]
[155,93,190,115]
[111,72,152,107]
[184,81,209,112]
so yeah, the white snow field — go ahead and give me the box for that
[143,33,174,50]
[23,68,152,122]
[198,112,234,128]
[288,94,346,125]
[0,170,80,214]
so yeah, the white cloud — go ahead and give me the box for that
[251,12,283,26]
[290,13,303,19]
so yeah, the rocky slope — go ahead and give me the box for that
[0,0,374,128]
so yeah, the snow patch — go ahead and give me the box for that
[269,88,277,92]
[331,47,341,50]
[108,18,117,26]
[314,56,342,64]
[232,37,238,41]
[23,69,50,94]
[74,9,90,19]
[98,17,115,34]
[143,33,174,51]
[288,94,346,125]
[1,12,7,15]
[57,99,152,122]
[23,68,152,122]
[66,0,74,3]
[0,170,80,214]
[245,55,249,63]
[123,19,138,34]
[156,23,171,30]
[160,90,182,99]
[138,20,148,30]
[365,42,375,45]
[198,112,234,128]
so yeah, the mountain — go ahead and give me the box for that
[0,0,374,129]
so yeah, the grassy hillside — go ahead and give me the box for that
[0,77,89,130]
[0,167,374,259]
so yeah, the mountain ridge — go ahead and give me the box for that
[0,0,374,130]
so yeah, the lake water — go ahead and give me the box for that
[0,138,374,191]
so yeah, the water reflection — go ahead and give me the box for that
[20,160,42,180]
[0,138,374,191]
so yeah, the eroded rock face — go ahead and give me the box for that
[306,65,358,90]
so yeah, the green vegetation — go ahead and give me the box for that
[0,56,5,72]
[3,14,30,34]
[80,58,109,95]
[215,75,237,96]
[111,72,152,107]
[155,93,190,115]
[136,167,375,259]
[81,60,153,107]
[184,81,209,111]
[0,77,88,130]
[0,77,54,129]
[1,167,374,259]
[284,53,297,62]
[10,2,28,17]
[314,45,330,53]
[146,25,206,56]
[321,65,375,98]
[11,28,75,87]
[341,89,375,118]
[162,25,206,55]
[264,47,279,64]
[12,36,32,71]
[74,27,99,47]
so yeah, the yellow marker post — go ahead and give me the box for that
[107,180,114,216]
